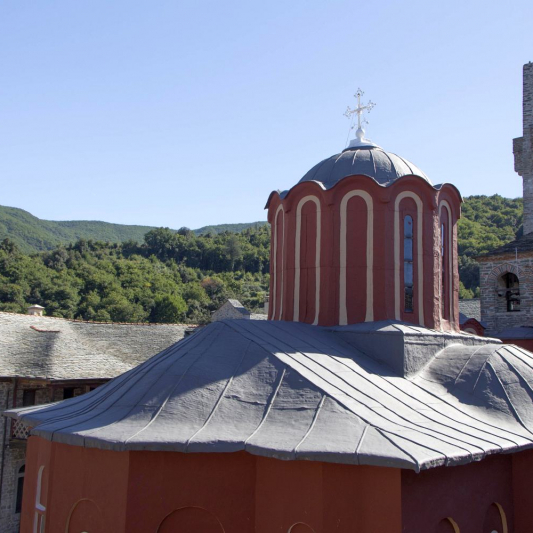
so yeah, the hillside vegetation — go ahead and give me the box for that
[0,205,267,253]
[0,195,523,322]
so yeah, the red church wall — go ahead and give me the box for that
[25,436,533,533]
[501,338,533,351]
[20,438,403,533]
[254,457,401,532]
[20,437,129,533]
[401,453,515,532]
[126,450,256,532]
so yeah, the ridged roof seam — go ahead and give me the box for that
[234,321,479,456]
[267,321,507,450]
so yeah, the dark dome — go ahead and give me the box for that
[299,145,431,189]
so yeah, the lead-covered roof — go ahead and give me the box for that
[8,319,533,472]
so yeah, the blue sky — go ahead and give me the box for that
[1,0,532,229]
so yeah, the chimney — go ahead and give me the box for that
[27,305,45,316]
[514,62,533,234]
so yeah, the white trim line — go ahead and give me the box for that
[272,205,285,320]
[293,196,321,325]
[394,192,424,325]
[339,190,374,325]
[439,201,453,322]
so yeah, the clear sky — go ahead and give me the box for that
[1,0,532,229]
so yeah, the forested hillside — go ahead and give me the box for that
[0,205,267,253]
[0,195,523,323]
[0,226,270,324]
[457,195,522,298]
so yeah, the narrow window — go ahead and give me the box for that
[22,390,36,407]
[504,273,520,312]
[34,466,46,533]
[441,223,446,317]
[63,387,75,399]
[15,465,25,513]
[404,216,414,312]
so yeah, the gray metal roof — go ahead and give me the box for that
[0,312,190,380]
[8,319,533,472]
[297,146,431,190]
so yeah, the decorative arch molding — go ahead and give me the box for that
[272,204,285,320]
[293,195,321,325]
[339,189,374,324]
[65,498,104,533]
[394,191,424,324]
[486,263,524,285]
[288,522,316,533]
[492,502,508,533]
[439,201,454,322]
[157,506,225,533]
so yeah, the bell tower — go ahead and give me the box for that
[514,62,533,234]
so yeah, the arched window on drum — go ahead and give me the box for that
[404,215,414,313]
[440,205,451,320]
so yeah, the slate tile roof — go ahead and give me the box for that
[0,312,190,380]
[458,298,481,323]
[478,232,533,257]
[9,319,533,472]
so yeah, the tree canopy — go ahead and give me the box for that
[0,195,524,322]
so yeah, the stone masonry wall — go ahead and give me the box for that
[0,381,24,533]
[514,62,533,234]
[479,254,533,335]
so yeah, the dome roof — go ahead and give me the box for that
[298,145,431,189]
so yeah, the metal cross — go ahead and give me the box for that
[344,88,376,129]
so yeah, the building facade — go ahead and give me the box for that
[0,311,189,533]
[479,63,533,345]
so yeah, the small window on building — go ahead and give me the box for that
[22,390,36,407]
[404,215,414,312]
[63,387,75,399]
[503,273,520,312]
[15,464,25,514]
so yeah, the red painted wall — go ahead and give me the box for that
[501,338,533,351]
[402,453,518,532]
[267,175,462,331]
[20,438,402,533]
[21,436,533,533]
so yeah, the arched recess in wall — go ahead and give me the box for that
[439,201,453,322]
[394,192,424,325]
[157,506,225,533]
[293,195,321,325]
[339,190,373,324]
[288,522,316,533]
[66,499,104,533]
[436,517,460,533]
[482,502,508,533]
[272,204,285,320]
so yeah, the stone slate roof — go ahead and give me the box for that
[498,326,533,339]
[0,312,190,380]
[226,299,250,315]
[458,299,481,323]
[9,319,533,472]
[479,232,533,257]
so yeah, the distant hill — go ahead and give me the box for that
[193,221,268,236]
[0,205,267,253]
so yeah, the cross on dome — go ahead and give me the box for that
[344,88,377,148]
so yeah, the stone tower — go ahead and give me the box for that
[514,62,533,234]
